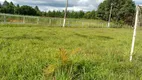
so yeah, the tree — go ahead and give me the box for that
[0,1,15,14]
[1,0,9,13]
[35,6,39,11]
[84,11,92,19]
[97,0,110,20]
[3,0,9,7]
[91,10,97,19]
[78,10,85,18]
[15,4,20,14]
[19,5,37,16]
[0,1,40,16]
[7,2,15,14]
[35,6,41,16]
[118,0,135,25]
[97,0,135,25]
[47,10,52,17]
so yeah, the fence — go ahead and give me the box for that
[0,13,115,28]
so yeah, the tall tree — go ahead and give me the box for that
[1,1,15,14]
[78,10,85,18]
[97,0,135,25]
[3,0,9,7]
[34,6,41,16]
[15,4,20,14]
[19,5,37,15]
[7,2,15,14]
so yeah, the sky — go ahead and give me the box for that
[0,0,141,11]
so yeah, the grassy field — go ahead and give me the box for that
[0,24,142,80]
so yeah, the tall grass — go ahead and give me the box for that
[0,24,142,80]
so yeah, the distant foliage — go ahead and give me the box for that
[97,0,136,25]
[18,5,37,16]
[0,0,136,25]
[42,10,97,19]
[0,1,40,16]
[0,0,98,19]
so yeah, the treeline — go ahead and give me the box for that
[42,10,97,19]
[0,1,40,16]
[0,0,136,25]
[0,1,97,19]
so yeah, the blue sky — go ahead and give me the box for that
[0,0,141,11]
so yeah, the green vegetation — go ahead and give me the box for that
[0,0,140,80]
[0,0,97,19]
[0,24,142,80]
[98,0,135,25]
[0,1,38,16]
[0,0,136,25]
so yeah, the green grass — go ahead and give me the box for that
[0,24,142,80]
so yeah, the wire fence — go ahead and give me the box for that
[0,13,126,28]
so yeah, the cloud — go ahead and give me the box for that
[133,0,142,4]
[0,0,141,11]
[0,0,102,11]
